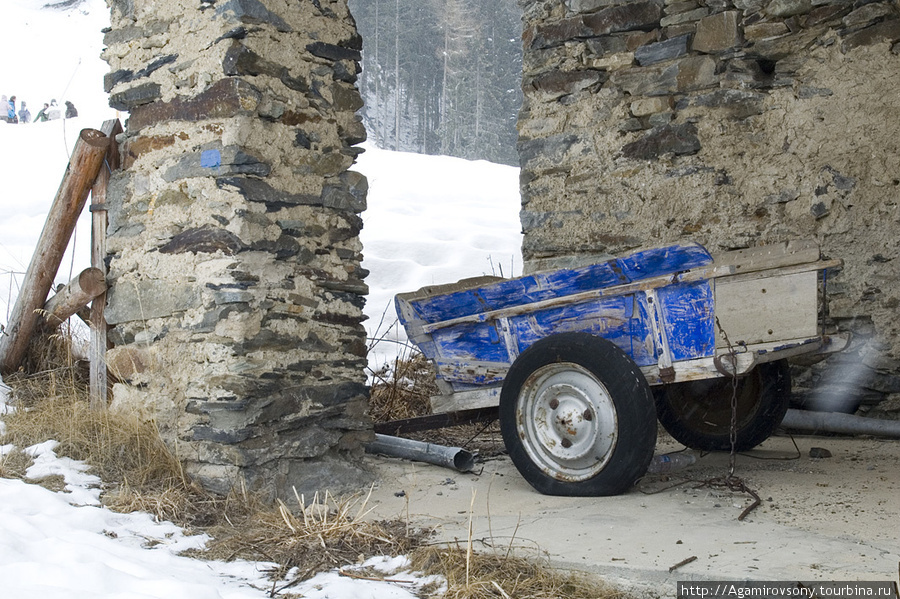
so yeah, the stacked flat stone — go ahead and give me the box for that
[101,0,373,497]
[518,0,900,414]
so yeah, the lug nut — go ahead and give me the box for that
[549,398,559,410]
[561,438,572,448]
[583,410,592,421]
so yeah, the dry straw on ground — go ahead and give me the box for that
[409,544,626,599]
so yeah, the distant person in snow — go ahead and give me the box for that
[64,101,78,118]
[47,99,61,120]
[6,96,18,123]
[34,103,50,122]
[18,101,31,124]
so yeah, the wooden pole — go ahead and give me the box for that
[0,128,109,375]
[89,119,122,409]
[41,267,107,328]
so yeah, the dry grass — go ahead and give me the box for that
[410,544,626,599]
[369,351,439,423]
[194,486,428,587]
[369,351,506,456]
[0,447,33,480]
[2,384,185,489]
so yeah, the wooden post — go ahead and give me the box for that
[41,267,107,328]
[89,119,122,409]
[0,129,110,376]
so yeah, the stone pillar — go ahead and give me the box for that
[518,1,900,413]
[101,0,373,496]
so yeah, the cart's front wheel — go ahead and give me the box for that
[654,360,791,452]
[500,333,656,496]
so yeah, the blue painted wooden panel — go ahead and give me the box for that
[656,281,716,361]
[398,243,718,389]
[408,260,628,323]
[404,243,712,325]
[432,322,509,363]
[510,296,653,366]
[617,243,712,281]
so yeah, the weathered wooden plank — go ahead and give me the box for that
[0,129,110,375]
[374,407,498,434]
[89,119,122,410]
[434,359,509,387]
[431,387,501,414]
[42,268,107,328]
[715,270,818,347]
[711,239,820,273]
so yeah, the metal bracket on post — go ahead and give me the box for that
[645,289,675,383]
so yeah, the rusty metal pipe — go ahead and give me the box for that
[781,409,900,439]
[365,433,477,472]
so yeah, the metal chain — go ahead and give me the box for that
[715,317,740,477]
[639,320,764,521]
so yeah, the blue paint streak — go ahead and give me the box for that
[201,149,222,168]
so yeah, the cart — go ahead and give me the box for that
[394,239,848,496]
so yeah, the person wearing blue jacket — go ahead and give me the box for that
[7,96,18,123]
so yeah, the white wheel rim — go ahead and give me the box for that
[515,362,618,482]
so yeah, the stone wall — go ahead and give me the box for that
[518,0,900,414]
[101,0,373,496]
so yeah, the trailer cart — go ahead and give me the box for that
[395,240,847,496]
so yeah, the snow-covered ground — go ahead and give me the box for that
[1,0,521,596]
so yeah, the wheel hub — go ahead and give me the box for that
[517,363,618,482]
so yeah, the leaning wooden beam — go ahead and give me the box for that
[89,119,122,409]
[41,268,107,328]
[0,128,110,375]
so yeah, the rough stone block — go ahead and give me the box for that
[107,346,154,381]
[660,7,708,27]
[666,1,700,16]
[106,279,199,325]
[127,78,261,132]
[843,4,893,29]
[215,0,293,32]
[109,81,162,111]
[766,0,812,18]
[583,2,663,36]
[621,122,701,159]
[589,52,635,70]
[841,19,900,52]
[306,41,362,62]
[567,0,617,14]
[518,134,581,169]
[104,54,177,93]
[631,96,673,116]
[693,11,741,53]
[676,55,718,91]
[744,21,790,41]
[159,226,246,255]
[163,143,271,182]
[635,34,691,65]
[525,69,606,99]
[217,177,323,211]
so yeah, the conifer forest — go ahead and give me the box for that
[348,0,523,166]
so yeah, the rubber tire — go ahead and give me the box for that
[499,332,657,496]
[654,360,791,452]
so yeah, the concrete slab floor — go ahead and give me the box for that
[364,433,900,597]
